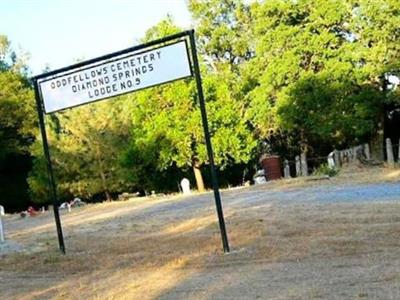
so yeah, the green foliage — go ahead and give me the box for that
[27,138,50,204]
[0,71,35,163]
[142,15,182,42]
[125,73,256,168]
[277,72,381,148]
[0,36,35,164]
[122,17,257,190]
[312,163,339,177]
[8,1,400,206]
[0,35,35,211]
[0,35,30,73]
[189,0,253,69]
[246,0,400,154]
[29,99,132,203]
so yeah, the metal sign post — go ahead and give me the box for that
[32,29,229,254]
[189,30,230,253]
[33,81,66,254]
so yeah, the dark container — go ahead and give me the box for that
[260,155,282,180]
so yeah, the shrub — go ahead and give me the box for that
[313,163,339,177]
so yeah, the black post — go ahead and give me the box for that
[189,30,230,253]
[33,81,66,254]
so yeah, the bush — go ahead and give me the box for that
[313,163,339,177]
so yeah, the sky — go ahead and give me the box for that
[0,0,192,75]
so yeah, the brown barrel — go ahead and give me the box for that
[260,155,282,180]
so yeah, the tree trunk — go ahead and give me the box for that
[96,145,112,201]
[192,162,205,192]
[299,134,309,176]
[104,189,111,201]
[370,110,385,161]
[99,167,112,201]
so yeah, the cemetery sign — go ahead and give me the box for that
[39,41,192,113]
[32,30,230,254]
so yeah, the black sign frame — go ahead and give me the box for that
[38,39,193,114]
[32,30,230,254]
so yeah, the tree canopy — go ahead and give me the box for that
[245,0,400,155]
[0,36,35,164]
[0,35,35,211]
[1,0,400,209]
[122,18,256,191]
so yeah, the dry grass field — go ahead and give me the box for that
[1,164,400,299]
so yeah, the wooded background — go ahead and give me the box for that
[1,0,399,211]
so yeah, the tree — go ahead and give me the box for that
[126,73,256,192]
[187,0,255,98]
[188,0,262,162]
[0,35,30,73]
[188,0,253,71]
[0,35,35,211]
[345,0,400,159]
[0,35,35,164]
[277,71,381,149]
[0,71,35,163]
[246,0,400,158]
[29,99,132,203]
[123,18,256,191]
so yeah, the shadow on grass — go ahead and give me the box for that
[2,188,400,299]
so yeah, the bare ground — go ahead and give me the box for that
[1,165,400,299]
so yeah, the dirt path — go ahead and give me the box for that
[1,169,400,299]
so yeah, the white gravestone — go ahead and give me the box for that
[327,152,335,169]
[283,160,291,178]
[0,205,4,243]
[181,178,191,195]
[386,138,395,167]
[295,155,301,177]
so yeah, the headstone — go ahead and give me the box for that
[386,138,395,167]
[295,156,301,177]
[353,146,360,160]
[364,143,371,160]
[333,150,340,167]
[283,159,291,178]
[0,213,4,243]
[254,169,267,184]
[301,152,308,176]
[181,178,191,195]
[343,151,348,163]
[327,152,335,169]
[355,146,363,160]
[398,139,400,162]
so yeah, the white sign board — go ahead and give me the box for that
[39,41,192,113]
